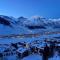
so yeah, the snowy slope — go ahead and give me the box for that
[0,15,32,35]
[17,16,60,30]
[0,15,60,35]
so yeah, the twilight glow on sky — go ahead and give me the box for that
[0,0,60,18]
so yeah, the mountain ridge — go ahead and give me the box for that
[0,15,60,35]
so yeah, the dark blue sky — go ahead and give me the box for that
[0,0,60,18]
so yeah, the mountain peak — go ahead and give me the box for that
[31,16,45,20]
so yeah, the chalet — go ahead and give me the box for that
[17,42,26,47]
[11,43,18,49]
[0,44,17,57]
[0,46,10,60]
[16,47,30,58]
[30,41,46,54]
[0,47,6,57]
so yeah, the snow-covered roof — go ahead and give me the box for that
[0,47,6,53]
[0,45,10,53]
[31,41,46,49]
[17,47,28,53]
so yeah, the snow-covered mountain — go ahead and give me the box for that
[0,15,32,35]
[28,16,60,29]
[25,16,47,29]
[47,19,60,28]
[0,15,60,35]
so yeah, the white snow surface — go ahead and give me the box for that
[0,15,60,60]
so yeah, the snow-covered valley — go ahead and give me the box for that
[0,15,60,60]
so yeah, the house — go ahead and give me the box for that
[0,47,6,57]
[30,41,46,54]
[0,44,17,57]
[16,47,30,58]
[0,45,9,60]
[11,43,18,49]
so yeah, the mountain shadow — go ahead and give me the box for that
[26,25,46,29]
[0,17,12,27]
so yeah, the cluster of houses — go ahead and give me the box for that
[0,38,60,60]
